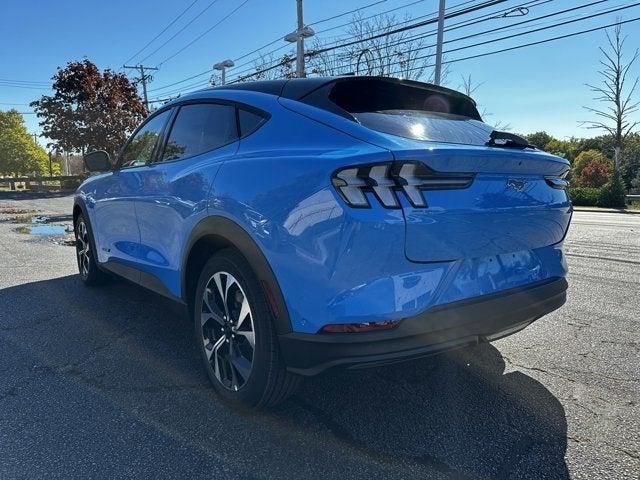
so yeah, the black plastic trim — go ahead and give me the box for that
[278,277,568,376]
[181,216,292,334]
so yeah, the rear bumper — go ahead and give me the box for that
[278,277,567,376]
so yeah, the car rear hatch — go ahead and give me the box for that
[391,142,571,262]
[307,76,572,263]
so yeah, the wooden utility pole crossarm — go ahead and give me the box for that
[123,64,159,111]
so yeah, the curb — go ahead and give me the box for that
[573,207,640,215]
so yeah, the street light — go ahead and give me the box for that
[283,26,315,43]
[213,59,235,85]
[284,0,315,78]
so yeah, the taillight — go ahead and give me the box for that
[331,161,474,209]
[545,169,570,189]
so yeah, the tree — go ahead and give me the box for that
[247,53,296,81]
[577,158,611,188]
[309,13,443,81]
[246,13,442,82]
[582,22,639,171]
[0,110,50,175]
[457,74,511,130]
[572,149,609,179]
[526,131,555,150]
[31,59,147,158]
[620,132,640,187]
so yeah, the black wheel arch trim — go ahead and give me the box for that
[182,215,293,335]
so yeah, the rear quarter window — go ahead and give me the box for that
[238,108,268,137]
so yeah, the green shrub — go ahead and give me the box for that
[568,186,600,206]
[597,171,627,208]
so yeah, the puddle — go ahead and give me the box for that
[15,225,72,235]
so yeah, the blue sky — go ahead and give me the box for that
[1,0,639,143]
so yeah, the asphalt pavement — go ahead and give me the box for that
[0,193,638,480]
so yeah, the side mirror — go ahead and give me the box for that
[84,150,112,172]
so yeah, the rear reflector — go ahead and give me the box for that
[320,319,401,333]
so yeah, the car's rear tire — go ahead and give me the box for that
[75,214,108,286]
[194,249,300,408]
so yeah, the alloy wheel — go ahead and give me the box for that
[200,271,255,391]
[75,220,91,277]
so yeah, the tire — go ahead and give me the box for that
[194,249,300,408]
[74,214,109,286]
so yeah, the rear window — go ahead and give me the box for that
[352,110,494,145]
[320,78,495,145]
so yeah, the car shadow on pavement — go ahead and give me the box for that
[0,274,568,479]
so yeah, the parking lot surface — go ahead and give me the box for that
[0,193,638,479]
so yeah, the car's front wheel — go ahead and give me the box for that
[194,249,300,408]
[75,214,108,286]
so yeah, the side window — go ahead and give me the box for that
[120,110,171,168]
[239,109,268,137]
[161,103,237,162]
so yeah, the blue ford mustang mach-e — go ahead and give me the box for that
[75,76,572,407]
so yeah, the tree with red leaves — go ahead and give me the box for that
[578,158,612,188]
[31,59,147,158]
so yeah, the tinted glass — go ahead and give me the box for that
[162,103,237,162]
[120,110,171,168]
[352,110,495,145]
[239,109,266,137]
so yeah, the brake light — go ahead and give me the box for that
[331,161,474,209]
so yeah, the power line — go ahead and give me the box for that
[225,0,514,83]
[309,0,389,26]
[376,1,640,69]
[123,0,200,65]
[227,0,505,81]
[323,0,554,62]
[147,0,454,95]
[0,83,51,91]
[147,68,211,93]
[335,0,618,71]
[387,15,640,77]
[227,0,634,85]
[138,0,222,64]
[310,0,509,57]
[0,78,49,86]
[227,0,476,77]
[154,0,252,67]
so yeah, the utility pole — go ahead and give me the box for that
[295,0,305,78]
[123,64,158,111]
[434,0,446,85]
[284,0,314,78]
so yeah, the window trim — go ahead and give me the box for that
[152,99,271,166]
[116,107,174,170]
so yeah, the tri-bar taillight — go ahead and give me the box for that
[331,161,474,209]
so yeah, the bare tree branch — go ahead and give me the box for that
[583,20,639,170]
